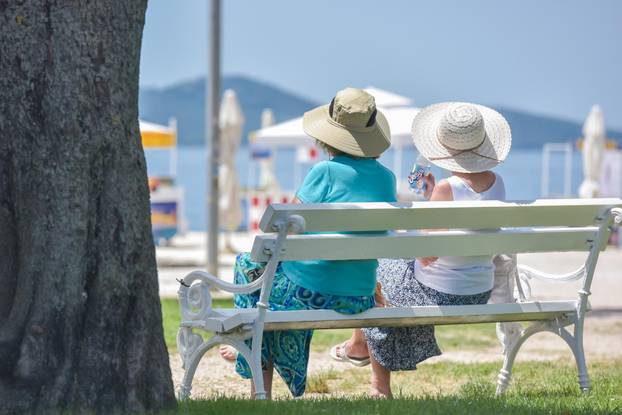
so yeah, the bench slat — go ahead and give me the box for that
[262,301,577,331]
[251,227,599,262]
[259,199,622,233]
[181,301,577,332]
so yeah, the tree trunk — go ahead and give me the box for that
[0,1,176,413]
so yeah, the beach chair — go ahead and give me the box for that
[176,198,622,399]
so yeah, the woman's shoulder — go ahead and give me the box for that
[311,159,331,169]
[306,160,332,176]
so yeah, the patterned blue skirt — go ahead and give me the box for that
[362,259,491,371]
[234,253,374,397]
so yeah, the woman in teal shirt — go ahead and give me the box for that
[227,88,397,398]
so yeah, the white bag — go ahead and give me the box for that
[491,254,523,353]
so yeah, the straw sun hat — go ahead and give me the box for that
[303,88,391,157]
[412,102,512,173]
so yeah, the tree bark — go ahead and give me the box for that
[0,1,176,413]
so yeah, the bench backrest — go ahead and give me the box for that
[250,199,622,262]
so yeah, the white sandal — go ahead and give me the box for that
[329,342,370,367]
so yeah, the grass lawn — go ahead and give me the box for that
[161,298,622,414]
[164,360,622,415]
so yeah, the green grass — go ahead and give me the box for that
[162,298,498,353]
[165,360,622,414]
[436,323,498,349]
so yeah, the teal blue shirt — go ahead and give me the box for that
[281,155,397,296]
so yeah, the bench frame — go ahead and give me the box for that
[176,201,622,400]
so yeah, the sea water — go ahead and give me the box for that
[145,145,585,231]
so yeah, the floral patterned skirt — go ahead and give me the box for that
[234,253,374,397]
[362,259,491,371]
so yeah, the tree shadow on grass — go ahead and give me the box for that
[171,392,619,415]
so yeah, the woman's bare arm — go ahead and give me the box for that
[417,179,453,267]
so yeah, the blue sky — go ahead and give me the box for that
[140,0,622,129]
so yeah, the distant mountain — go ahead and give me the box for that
[497,107,622,149]
[139,75,317,146]
[139,76,622,148]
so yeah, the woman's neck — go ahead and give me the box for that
[452,171,491,180]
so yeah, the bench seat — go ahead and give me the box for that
[182,300,578,333]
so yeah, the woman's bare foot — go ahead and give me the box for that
[370,353,392,398]
[369,387,393,399]
[219,345,237,362]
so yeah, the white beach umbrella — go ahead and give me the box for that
[364,86,413,108]
[218,90,244,235]
[578,105,606,198]
[257,108,281,192]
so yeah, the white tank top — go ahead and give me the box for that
[415,173,506,295]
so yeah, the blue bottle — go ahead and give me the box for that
[408,155,431,195]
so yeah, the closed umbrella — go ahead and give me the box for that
[579,105,606,198]
[219,89,244,251]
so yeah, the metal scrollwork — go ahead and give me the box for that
[177,328,204,369]
[178,272,213,322]
[611,207,622,225]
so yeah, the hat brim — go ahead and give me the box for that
[411,102,512,173]
[302,105,391,157]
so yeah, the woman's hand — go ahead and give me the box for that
[423,173,436,200]
[417,256,438,267]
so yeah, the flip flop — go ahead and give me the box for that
[329,342,370,367]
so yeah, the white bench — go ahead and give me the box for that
[176,198,622,400]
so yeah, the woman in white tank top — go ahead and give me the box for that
[329,102,513,398]
[415,172,506,295]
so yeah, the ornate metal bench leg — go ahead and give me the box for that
[495,323,545,396]
[574,343,591,394]
[558,321,591,394]
[495,322,522,395]
[177,332,219,400]
[249,350,266,400]
[248,321,267,400]
[496,347,519,396]
[496,367,512,396]
[178,378,192,401]
[574,321,591,393]
[225,335,266,400]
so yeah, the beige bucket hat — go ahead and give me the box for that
[303,88,391,157]
[411,102,512,173]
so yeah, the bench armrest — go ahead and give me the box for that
[515,264,586,301]
[177,270,264,323]
[181,270,264,294]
